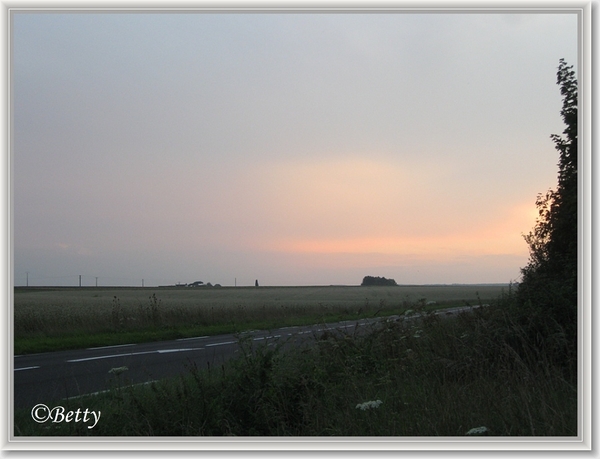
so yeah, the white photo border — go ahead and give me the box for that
[1,0,593,453]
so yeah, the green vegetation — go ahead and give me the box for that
[517,59,578,352]
[15,295,576,436]
[14,284,502,354]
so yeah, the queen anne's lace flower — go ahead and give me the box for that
[465,426,489,436]
[108,366,128,375]
[355,400,383,411]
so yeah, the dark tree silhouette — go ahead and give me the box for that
[517,59,578,341]
[361,276,397,287]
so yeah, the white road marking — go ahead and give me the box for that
[176,336,209,341]
[253,335,281,341]
[15,366,40,371]
[205,341,236,347]
[86,343,136,351]
[67,348,203,363]
[68,350,160,362]
[157,348,201,354]
[15,352,47,358]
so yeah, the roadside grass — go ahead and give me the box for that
[14,295,577,436]
[14,303,447,355]
[14,285,498,354]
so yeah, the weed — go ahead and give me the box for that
[14,293,577,437]
[111,296,123,330]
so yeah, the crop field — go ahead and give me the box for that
[14,283,577,437]
[14,284,508,354]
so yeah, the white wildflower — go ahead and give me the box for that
[466,426,489,436]
[108,366,128,375]
[355,400,383,411]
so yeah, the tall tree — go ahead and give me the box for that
[518,59,578,337]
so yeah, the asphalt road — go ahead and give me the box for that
[13,305,483,411]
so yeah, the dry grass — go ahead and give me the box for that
[14,285,505,336]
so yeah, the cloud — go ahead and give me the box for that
[12,12,577,286]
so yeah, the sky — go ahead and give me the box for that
[11,10,579,287]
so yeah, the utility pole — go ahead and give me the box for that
[142,279,144,288]
[79,275,82,287]
[235,277,237,287]
[26,272,29,287]
[95,277,98,287]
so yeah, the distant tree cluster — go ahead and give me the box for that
[361,276,397,287]
[165,281,221,288]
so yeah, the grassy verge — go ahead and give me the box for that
[14,300,461,355]
[14,296,577,436]
[14,285,505,354]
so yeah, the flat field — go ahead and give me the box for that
[14,284,508,354]
[14,282,577,437]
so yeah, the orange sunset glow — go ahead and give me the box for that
[13,12,577,286]
[263,201,537,258]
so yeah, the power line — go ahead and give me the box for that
[14,273,199,287]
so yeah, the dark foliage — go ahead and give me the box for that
[516,59,578,352]
[361,276,397,286]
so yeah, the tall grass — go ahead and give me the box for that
[15,292,577,436]
[14,285,505,354]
